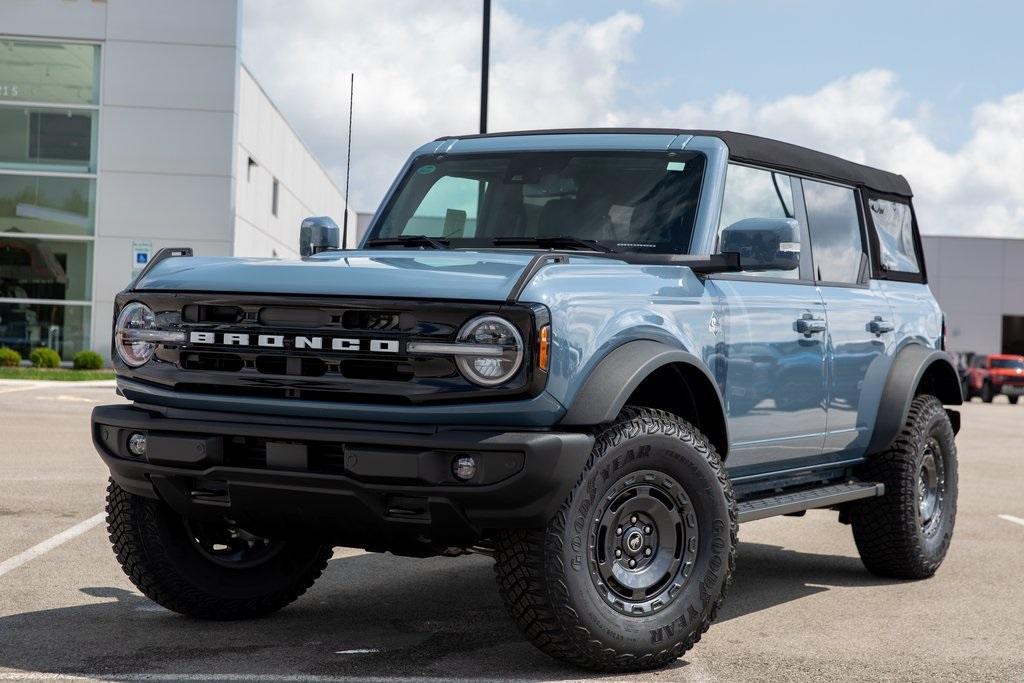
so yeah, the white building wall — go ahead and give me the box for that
[356,212,375,243]
[92,0,241,357]
[923,235,1024,355]
[1,0,354,363]
[234,66,355,258]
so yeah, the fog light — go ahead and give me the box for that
[127,432,147,457]
[452,455,477,481]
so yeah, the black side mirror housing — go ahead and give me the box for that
[299,216,341,257]
[719,217,801,272]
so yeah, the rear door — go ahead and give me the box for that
[710,164,828,470]
[802,179,896,458]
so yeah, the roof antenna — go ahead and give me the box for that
[342,72,354,248]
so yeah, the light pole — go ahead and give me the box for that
[480,0,490,134]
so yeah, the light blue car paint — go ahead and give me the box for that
[128,131,944,476]
[135,250,541,302]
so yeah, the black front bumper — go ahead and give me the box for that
[92,403,593,551]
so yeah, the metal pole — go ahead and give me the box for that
[480,0,490,134]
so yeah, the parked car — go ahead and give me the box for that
[965,353,1024,403]
[93,129,962,672]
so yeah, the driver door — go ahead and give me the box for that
[709,164,828,470]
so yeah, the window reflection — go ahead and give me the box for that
[0,301,90,361]
[803,180,864,284]
[869,197,920,273]
[0,41,99,361]
[718,164,798,279]
[0,175,95,236]
[0,106,97,173]
[0,41,100,105]
[0,237,92,301]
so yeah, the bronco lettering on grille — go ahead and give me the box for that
[188,331,399,353]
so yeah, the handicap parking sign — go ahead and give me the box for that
[131,241,152,275]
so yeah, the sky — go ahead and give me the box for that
[242,0,1024,238]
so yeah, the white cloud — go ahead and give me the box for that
[616,70,1024,237]
[243,2,1024,238]
[242,1,640,211]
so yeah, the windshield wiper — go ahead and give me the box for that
[492,236,616,253]
[365,235,450,250]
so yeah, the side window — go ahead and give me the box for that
[868,197,920,274]
[401,176,484,238]
[718,164,797,279]
[802,179,865,284]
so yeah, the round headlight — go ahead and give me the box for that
[455,315,524,386]
[115,302,157,367]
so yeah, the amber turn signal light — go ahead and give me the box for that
[538,325,550,371]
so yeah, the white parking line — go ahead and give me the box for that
[0,674,513,682]
[998,514,1024,527]
[0,383,44,394]
[0,512,106,579]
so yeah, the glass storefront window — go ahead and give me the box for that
[0,237,93,301]
[0,175,95,236]
[0,41,99,105]
[0,106,97,173]
[0,301,90,361]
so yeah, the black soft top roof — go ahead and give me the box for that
[436,128,912,198]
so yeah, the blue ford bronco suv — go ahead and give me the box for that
[94,129,962,672]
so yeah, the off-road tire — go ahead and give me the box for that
[493,408,737,672]
[1009,395,1019,405]
[106,479,333,619]
[850,395,957,579]
[981,381,994,403]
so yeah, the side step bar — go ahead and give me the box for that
[737,482,884,523]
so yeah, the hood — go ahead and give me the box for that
[134,250,555,301]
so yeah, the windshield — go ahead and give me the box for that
[991,358,1024,370]
[370,151,706,253]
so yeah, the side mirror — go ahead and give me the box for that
[299,216,341,257]
[720,217,800,272]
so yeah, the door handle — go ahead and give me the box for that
[794,314,826,337]
[867,317,895,335]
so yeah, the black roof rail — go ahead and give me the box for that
[129,247,193,289]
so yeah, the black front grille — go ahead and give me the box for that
[119,291,547,405]
[342,310,405,331]
[182,304,243,324]
[255,355,328,378]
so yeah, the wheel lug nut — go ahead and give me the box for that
[644,547,652,556]
[615,526,622,536]
[644,525,652,534]
[630,516,637,524]
[614,548,622,558]
[628,559,636,568]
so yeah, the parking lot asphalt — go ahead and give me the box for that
[1,380,1023,682]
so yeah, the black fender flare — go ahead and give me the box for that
[559,340,729,453]
[866,344,963,455]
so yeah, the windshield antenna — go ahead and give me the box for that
[342,72,354,248]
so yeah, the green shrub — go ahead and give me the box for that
[29,347,61,368]
[72,350,105,370]
[0,346,21,367]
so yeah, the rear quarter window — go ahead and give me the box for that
[869,197,920,274]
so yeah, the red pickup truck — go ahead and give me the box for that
[965,354,1024,404]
